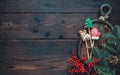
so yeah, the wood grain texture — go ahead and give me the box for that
[0,0,120,75]
[0,70,68,75]
[0,55,69,71]
[0,14,120,39]
[0,40,78,75]
[0,40,78,55]
[0,0,120,12]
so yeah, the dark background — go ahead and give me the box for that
[0,0,120,75]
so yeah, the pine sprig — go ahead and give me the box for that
[93,25,120,75]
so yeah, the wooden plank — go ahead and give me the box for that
[0,40,77,74]
[0,14,120,39]
[0,55,69,75]
[0,0,120,12]
[0,55,69,71]
[0,40,78,55]
[0,70,68,75]
[0,14,96,39]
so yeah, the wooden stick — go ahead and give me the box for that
[88,28,93,47]
[91,40,95,49]
[89,40,94,59]
[88,28,93,59]
[85,40,89,59]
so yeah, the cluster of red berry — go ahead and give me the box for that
[87,58,102,75]
[68,51,85,74]
[88,58,102,69]
[68,51,102,75]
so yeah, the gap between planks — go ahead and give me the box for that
[0,12,120,14]
[0,38,80,41]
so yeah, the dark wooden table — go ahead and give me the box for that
[0,0,120,75]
